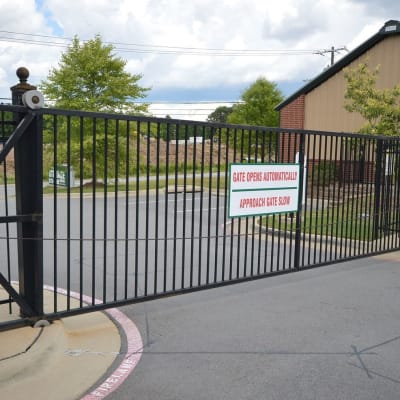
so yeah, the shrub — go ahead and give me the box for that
[311,161,338,186]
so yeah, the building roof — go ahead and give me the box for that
[275,20,400,111]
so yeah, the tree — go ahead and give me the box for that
[344,62,400,136]
[40,35,150,182]
[159,115,177,141]
[226,78,283,160]
[207,106,233,123]
[227,78,283,127]
[40,35,149,114]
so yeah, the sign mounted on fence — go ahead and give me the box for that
[228,163,300,218]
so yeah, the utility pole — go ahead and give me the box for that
[315,46,348,66]
[330,46,335,66]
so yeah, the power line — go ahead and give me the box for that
[150,114,212,116]
[150,108,228,111]
[139,101,241,104]
[0,30,327,57]
[0,96,240,106]
[0,97,238,110]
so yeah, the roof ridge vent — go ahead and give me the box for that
[380,20,400,34]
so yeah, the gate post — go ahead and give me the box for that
[10,67,43,317]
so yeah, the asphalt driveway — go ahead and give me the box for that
[111,251,400,400]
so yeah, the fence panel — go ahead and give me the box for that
[38,110,291,318]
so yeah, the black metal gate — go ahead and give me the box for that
[1,73,400,331]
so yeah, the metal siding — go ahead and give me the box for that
[305,36,400,133]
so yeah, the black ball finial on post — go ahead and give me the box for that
[10,67,37,105]
[16,66,30,83]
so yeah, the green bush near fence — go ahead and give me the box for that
[310,161,338,186]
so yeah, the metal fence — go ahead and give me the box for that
[1,99,400,330]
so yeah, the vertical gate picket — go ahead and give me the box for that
[294,133,305,269]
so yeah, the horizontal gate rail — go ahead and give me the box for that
[0,215,41,224]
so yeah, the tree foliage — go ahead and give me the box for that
[40,35,149,114]
[207,106,233,123]
[40,35,150,182]
[221,78,283,160]
[344,62,400,136]
[227,78,283,127]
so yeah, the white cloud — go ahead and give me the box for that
[0,0,399,109]
[0,1,62,96]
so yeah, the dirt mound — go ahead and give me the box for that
[138,139,236,166]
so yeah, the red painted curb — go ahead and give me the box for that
[41,286,143,399]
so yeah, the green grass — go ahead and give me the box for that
[41,161,222,182]
[0,169,15,185]
[260,196,384,242]
[300,200,376,241]
[43,175,227,195]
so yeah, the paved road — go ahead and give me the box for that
[1,191,302,295]
[110,252,400,400]
[1,190,375,313]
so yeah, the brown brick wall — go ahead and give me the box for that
[279,95,305,129]
[279,95,305,162]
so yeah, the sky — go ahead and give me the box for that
[0,0,399,120]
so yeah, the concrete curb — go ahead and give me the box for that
[0,286,143,400]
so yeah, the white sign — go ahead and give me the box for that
[229,163,300,218]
